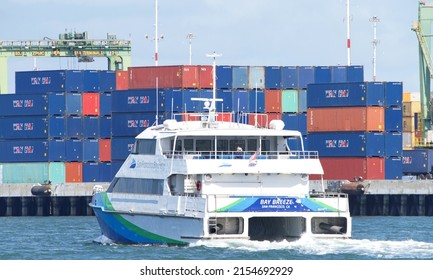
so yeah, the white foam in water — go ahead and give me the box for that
[192,235,433,259]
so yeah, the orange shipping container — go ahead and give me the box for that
[65,162,83,182]
[129,65,199,89]
[307,107,384,132]
[99,139,111,162]
[264,89,282,113]
[116,70,129,90]
[82,93,100,116]
[310,157,384,180]
[199,65,213,89]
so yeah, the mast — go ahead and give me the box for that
[206,52,222,121]
[346,0,351,66]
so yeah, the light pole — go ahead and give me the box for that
[145,0,164,66]
[186,33,195,65]
[370,16,380,81]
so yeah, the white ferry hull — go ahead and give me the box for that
[91,192,351,245]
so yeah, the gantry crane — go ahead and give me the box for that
[412,1,433,139]
[0,31,131,93]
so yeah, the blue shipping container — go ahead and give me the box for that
[385,106,402,132]
[385,82,403,107]
[83,162,101,182]
[0,139,48,162]
[65,139,83,161]
[99,116,111,139]
[83,116,100,138]
[83,139,99,162]
[48,116,66,138]
[314,66,331,83]
[111,89,164,113]
[0,94,48,116]
[66,116,83,138]
[385,157,402,180]
[99,93,112,116]
[298,89,307,113]
[281,113,307,136]
[82,70,100,92]
[65,93,82,115]
[281,66,298,89]
[216,66,233,89]
[308,132,385,157]
[385,132,402,157]
[183,89,200,112]
[15,70,83,94]
[298,66,315,89]
[48,93,66,115]
[164,88,183,113]
[111,113,155,137]
[249,89,265,113]
[48,139,66,161]
[232,90,249,112]
[0,116,48,139]
[100,162,113,182]
[307,82,385,107]
[99,70,116,92]
[111,137,135,160]
[347,65,364,82]
[331,66,347,83]
[265,66,281,89]
[402,149,433,175]
[232,66,248,89]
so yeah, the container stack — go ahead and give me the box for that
[0,69,116,184]
[306,77,403,180]
[402,92,422,148]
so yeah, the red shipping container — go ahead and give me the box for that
[128,65,199,89]
[65,162,83,182]
[307,107,384,132]
[116,70,129,90]
[265,89,282,113]
[248,113,281,127]
[182,65,199,88]
[310,157,384,180]
[99,139,111,162]
[216,112,232,122]
[82,93,100,116]
[199,65,213,88]
[181,113,201,121]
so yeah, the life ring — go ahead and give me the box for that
[196,180,202,191]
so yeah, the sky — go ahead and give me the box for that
[0,0,423,93]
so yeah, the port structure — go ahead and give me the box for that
[0,31,131,93]
[412,2,433,136]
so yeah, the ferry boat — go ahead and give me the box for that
[90,58,352,245]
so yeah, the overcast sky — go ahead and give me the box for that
[1,0,422,92]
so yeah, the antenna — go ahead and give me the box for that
[145,0,164,65]
[206,52,222,112]
[370,16,380,81]
[346,0,351,66]
[186,33,195,65]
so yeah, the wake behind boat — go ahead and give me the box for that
[90,56,352,245]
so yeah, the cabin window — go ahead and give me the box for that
[133,139,156,155]
[261,140,270,151]
[171,139,182,151]
[217,139,229,151]
[247,139,258,151]
[196,139,212,151]
[184,139,194,151]
[107,177,164,195]
[230,140,245,151]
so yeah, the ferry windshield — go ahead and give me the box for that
[132,139,156,155]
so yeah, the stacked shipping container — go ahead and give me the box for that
[307,80,403,180]
[2,64,408,185]
[0,70,116,184]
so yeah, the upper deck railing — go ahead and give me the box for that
[163,150,319,160]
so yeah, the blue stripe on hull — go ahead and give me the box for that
[93,208,191,245]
